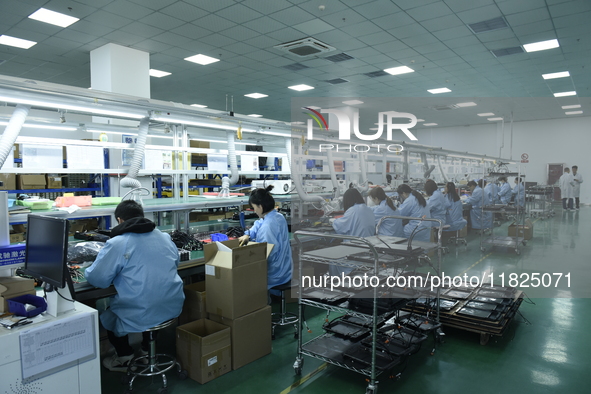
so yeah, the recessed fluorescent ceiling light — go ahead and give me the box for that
[428,88,451,94]
[342,100,364,105]
[562,105,581,109]
[248,114,263,117]
[523,39,559,52]
[384,66,414,75]
[542,71,570,80]
[488,117,504,121]
[184,54,220,65]
[423,123,437,126]
[565,111,583,115]
[244,93,268,99]
[28,8,79,28]
[0,35,36,49]
[478,112,495,116]
[554,91,576,97]
[416,119,425,122]
[191,104,207,108]
[149,69,171,78]
[456,102,477,107]
[289,84,314,91]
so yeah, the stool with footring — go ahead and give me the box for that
[271,281,299,340]
[122,318,187,394]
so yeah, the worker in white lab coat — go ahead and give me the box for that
[559,167,575,210]
[572,165,583,210]
[466,180,492,230]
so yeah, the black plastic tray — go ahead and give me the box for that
[324,319,371,341]
[361,335,420,357]
[343,343,401,371]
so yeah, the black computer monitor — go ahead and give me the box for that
[23,215,70,290]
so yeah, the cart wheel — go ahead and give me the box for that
[294,332,299,339]
[272,334,276,340]
[293,358,304,375]
[121,375,131,385]
[515,249,521,255]
[157,388,168,394]
[480,333,490,345]
[480,247,486,252]
[365,384,377,394]
[523,240,527,245]
[178,370,188,380]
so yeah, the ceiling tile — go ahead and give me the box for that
[357,31,396,46]
[400,33,440,47]
[394,0,441,11]
[139,11,185,30]
[71,19,118,36]
[496,0,549,15]
[388,23,430,39]
[444,0,496,13]
[159,2,207,22]
[128,0,177,11]
[353,0,401,19]
[171,23,211,40]
[372,12,416,31]
[242,0,292,14]
[85,10,133,29]
[184,0,235,13]
[244,17,287,35]
[406,2,453,22]
[102,30,145,46]
[133,39,174,53]
[269,6,315,25]
[433,25,475,41]
[220,25,261,42]
[292,19,335,35]
[456,5,503,24]
[54,29,99,45]
[505,8,550,26]
[215,3,263,24]
[313,9,366,29]
[194,14,237,32]
[103,0,154,19]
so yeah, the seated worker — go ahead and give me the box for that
[497,176,512,204]
[331,188,375,275]
[238,186,292,294]
[369,186,403,237]
[424,179,447,228]
[466,180,492,230]
[396,184,432,242]
[512,177,525,207]
[85,200,184,372]
[443,182,467,232]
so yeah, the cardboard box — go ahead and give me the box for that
[0,174,16,190]
[208,305,272,370]
[189,212,226,222]
[9,233,25,243]
[205,240,271,319]
[508,219,533,240]
[46,174,62,189]
[176,319,231,384]
[190,141,210,166]
[179,282,207,325]
[0,276,36,313]
[16,174,46,190]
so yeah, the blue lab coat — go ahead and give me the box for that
[427,189,447,227]
[512,183,525,207]
[86,218,184,337]
[444,196,467,232]
[484,183,497,203]
[371,200,404,237]
[245,209,292,289]
[331,203,375,275]
[467,186,493,229]
[397,194,432,242]
[498,182,512,204]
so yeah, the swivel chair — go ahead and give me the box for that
[123,318,186,394]
[270,281,299,340]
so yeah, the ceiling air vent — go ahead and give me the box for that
[275,37,336,58]
[324,53,354,63]
[468,17,508,34]
[282,63,309,71]
[326,78,349,85]
[491,46,524,58]
[364,70,389,78]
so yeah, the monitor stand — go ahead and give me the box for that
[46,275,76,317]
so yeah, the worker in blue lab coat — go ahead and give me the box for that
[86,200,184,372]
[369,186,403,237]
[466,180,492,230]
[512,177,525,207]
[396,184,432,242]
[239,185,292,292]
[443,182,467,232]
[425,179,447,227]
[497,176,512,204]
[330,188,376,275]
[484,179,497,203]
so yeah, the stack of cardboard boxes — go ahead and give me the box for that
[0,276,35,313]
[176,240,272,384]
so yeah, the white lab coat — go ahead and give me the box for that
[559,172,575,199]
[572,172,583,198]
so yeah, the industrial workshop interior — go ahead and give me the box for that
[0,1,590,393]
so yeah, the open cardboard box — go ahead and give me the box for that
[204,240,273,319]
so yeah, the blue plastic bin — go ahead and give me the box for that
[7,294,47,317]
[211,233,229,242]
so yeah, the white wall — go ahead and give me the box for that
[415,116,591,204]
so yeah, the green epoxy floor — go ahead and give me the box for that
[101,206,591,394]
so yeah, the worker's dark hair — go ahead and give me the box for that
[343,188,365,212]
[515,177,521,182]
[564,167,570,171]
[397,184,426,207]
[572,165,578,169]
[446,182,460,202]
[369,186,396,211]
[115,200,144,221]
[424,179,438,196]
[249,186,276,213]
[478,179,486,188]
[467,180,478,188]
[385,174,392,184]
[498,176,507,182]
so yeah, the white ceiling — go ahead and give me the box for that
[0,0,589,127]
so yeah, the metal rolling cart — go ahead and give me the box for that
[480,169,527,255]
[292,217,445,394]
[526,185,555,219]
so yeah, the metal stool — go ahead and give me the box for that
[123,318,186,394]
[271,281,299,340]
[448,226,467,246]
